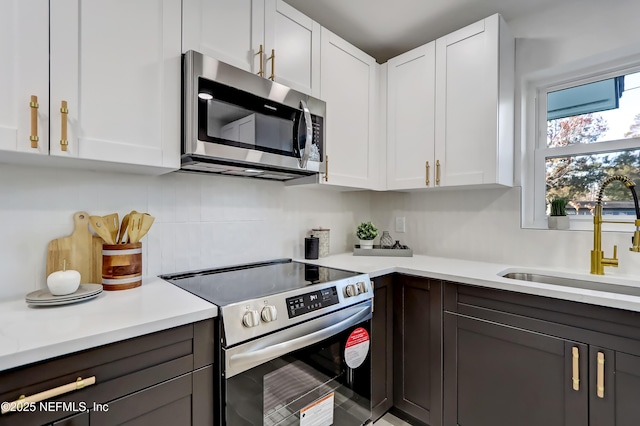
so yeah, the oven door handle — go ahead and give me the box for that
[228,305,370,375]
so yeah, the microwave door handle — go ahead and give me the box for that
[228,305,370,376]
[296,100,313,168]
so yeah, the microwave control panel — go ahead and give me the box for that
[286,286,339,318]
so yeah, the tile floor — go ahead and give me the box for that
[373,412,414,425]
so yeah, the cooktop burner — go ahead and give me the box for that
[160,258,360,306]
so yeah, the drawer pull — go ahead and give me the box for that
[597,352,605,398]
[1,376,96,414]
[571,346,579,391]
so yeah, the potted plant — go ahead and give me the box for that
[356,221,378,249]
[548,198,570,230]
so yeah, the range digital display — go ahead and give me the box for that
[286,286,339,318]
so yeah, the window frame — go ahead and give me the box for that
[522,55,640,231]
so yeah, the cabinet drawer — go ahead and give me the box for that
[444,282,640,357]
[90,373,192,426]
[0,319,214,426]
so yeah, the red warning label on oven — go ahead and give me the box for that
[344,327,370,369]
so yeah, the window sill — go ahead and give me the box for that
[524,216,636,232]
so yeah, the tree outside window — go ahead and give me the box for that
[542,71,640,217]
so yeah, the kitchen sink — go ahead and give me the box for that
[500,271,640,297]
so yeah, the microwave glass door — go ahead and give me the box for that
[198,78,322,161]
[225,321,371,426]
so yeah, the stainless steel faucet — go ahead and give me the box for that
[590,175,640,275]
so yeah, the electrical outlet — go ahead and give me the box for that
[395,217,406,233]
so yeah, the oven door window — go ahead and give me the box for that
[225,322,371,426]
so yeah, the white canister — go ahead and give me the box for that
[312,227,330,257]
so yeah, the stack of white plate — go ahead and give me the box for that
[26,284,103,306]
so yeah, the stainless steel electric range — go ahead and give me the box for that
[161,259,373,426]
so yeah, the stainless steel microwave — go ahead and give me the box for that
[182,50,326,181]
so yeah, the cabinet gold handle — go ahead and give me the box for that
[597,351,605,398]
[324,154,329,182]
[436,160,441,186]
[572,346,580,391]
[1,376,96,414]
[425,161,430,186]
[256,44,264,77]
[60,100,69,151]
[268,49,275,81]
[29,95,39,148]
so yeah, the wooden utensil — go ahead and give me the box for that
[127,212,143,244]
[135,214,155,242]
[46,212,102,284]
[90,216,115,245]
[117,213,130,244]
[102,213,119,244]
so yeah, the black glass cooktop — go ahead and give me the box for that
[160,259,360,306]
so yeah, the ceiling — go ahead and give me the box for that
[283,0,557,63]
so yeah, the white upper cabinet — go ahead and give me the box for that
[319,28,380,189]
[50,0,181,170]
[182,0,264,73]
[386,43,436,190]
[0,0,49,156]
[0,0,180,173]
[182,0,320,97]
[434,14,514,188]
[264,0,320,97]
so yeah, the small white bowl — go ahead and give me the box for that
[47,270,81,296]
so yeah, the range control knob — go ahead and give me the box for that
[357,281,368,294]
[261,305,278,322]
[242,310,260,328]
[344,284,359,297]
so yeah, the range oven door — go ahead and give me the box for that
[223,301,372,426]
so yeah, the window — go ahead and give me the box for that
[528,66,640,229]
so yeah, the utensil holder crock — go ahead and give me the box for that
[102,243,142,290]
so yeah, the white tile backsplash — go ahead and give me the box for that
[3,159,639,302]
[0,164,371,301]
[370,187,640,278]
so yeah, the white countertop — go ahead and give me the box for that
[0,277,217,372]
[4,254,640,373]
[299,253,640,313]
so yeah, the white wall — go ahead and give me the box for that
[4,1,640,301]
[371,188,640,277]
[370,0,640,278]
[0,164,372,301]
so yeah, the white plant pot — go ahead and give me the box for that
[359,239,374,249]
[548,215,570,230]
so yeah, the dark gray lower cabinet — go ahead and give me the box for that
[90,373,193,426]
[393,275,442,426]
[0,319,215,426]
[444,282,640,426]
[371,275,394,422]
[589,348,640,426]
[443,312,588,426]
[52,412,89,426]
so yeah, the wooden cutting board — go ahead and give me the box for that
[46,211,103,284]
